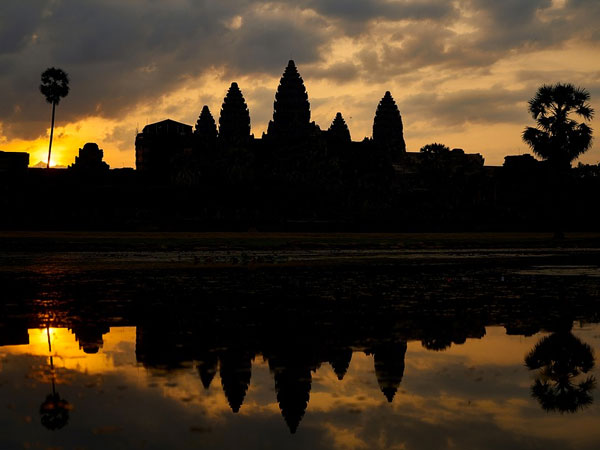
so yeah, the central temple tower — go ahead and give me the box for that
[267,60,311,141]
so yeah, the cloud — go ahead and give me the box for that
[0,1,45,55]
[404,86,532,128]
[305,62,360,83]
[302,0,457,31]
[0,0,598,165]
[0,0,331,139]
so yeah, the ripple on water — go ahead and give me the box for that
[515,265,600,277]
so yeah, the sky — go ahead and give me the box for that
[1,0,599,168]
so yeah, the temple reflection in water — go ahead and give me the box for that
[1,252,599,448]
[1,290,598,434]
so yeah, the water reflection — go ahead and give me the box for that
[220,349,253,413]
[371,341,407,402]
[1,322,600,448]
[39,327,71,431]
[1,256,600,448]
[525,324,596,413]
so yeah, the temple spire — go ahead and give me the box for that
[372,341,407,402]
[267,60,311,140]
[219,351,252,413]
[372,91,406,158]
[328,112,351,143]
[197,352,218,389]
[195,105,217,143]
[218,82,251,145]
[330,348,353,381]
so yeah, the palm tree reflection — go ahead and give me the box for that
[40,326,71,430]
[525,328,596,413]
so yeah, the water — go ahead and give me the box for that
[2,325,599,449]
[1,245,599,449]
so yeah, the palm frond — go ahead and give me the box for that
[524,83,594,165]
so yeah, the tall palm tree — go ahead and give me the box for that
[522,83,594,238]
[522,83,594,169]
[40,326,71,430]
[40,67,70,168]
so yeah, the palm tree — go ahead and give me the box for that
[525,330,596,413]
[40,67,70,168]
[522,83,593,238]
[522,83,594,169]
[40,326,71,430]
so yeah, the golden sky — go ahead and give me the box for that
[1,0,599,167]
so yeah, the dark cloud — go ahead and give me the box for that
[305,62,360,83]
[344,0,600,84]
[403,86,532,128]
[303,0,457,27]
[467,0,600,55]
[0,0,330,139]
[469,0,566,52]
[0,1,45,55]
[0,0,599,141]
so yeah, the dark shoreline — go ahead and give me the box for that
[2,231,600,253]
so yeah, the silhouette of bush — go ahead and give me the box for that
[420,142,450,155]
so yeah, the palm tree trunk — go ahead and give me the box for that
[46,102,56,169]
[552,165,567,240]
[47,326,56,395]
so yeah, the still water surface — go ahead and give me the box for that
[1,245,599,449]
[1,325,599,449]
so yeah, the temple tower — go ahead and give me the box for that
[195,105,218,145]
[328,112,351,143]
[372,91,406,158]
[267,60,311,140]
[218,82,251,145]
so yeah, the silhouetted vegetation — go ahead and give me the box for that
[39,327,72,430]
[523,83,594,169]
[40,67,69,169]
[40,393,71,431]
[522,83,595,238]
[526,327,596,413]
[420,142,450,156]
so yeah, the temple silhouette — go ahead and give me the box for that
[1,59,599,229]
[134,60,472,180]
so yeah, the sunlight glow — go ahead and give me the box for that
[4,327,137,374]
